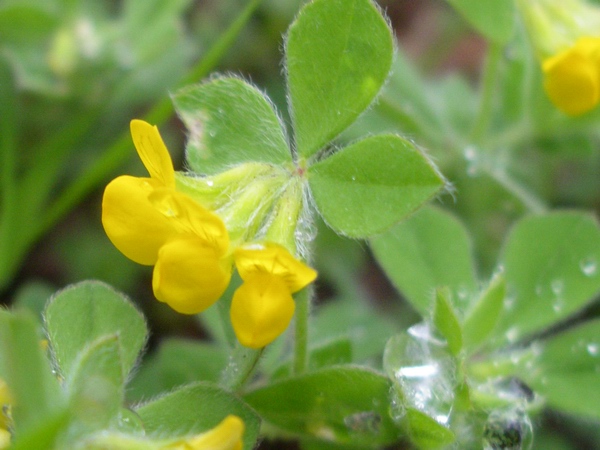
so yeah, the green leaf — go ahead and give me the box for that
[286,0,393,158]
[127,338,228,402]
[44,281,147,379]
[309,135,444,238]
[173,77,291,174]
[495,212,600,345]
[370,207,478,316]
[446,0,515,44]
[136,382,261,450]
[311,296,400,364]
[405,408,455,449]
[462,272,506,352]
[0,310,62,433]
[243,366,399,447]
[310,338,353,370]
[516,320,600,419]
[67,335,123,435]
[433,288,463,356]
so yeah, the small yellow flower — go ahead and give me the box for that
[164,415,244,450]
[102,120,231,314]
[231,243,317,348]
[83,415,244,450]
[0,379,11,449]
[543,36,600,115]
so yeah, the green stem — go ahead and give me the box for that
[293,286,311,375]
[470,42,502,145]
[0,59,18,286]
[486,167,547,214]
[38,0,265,244]
[220,345,264,392]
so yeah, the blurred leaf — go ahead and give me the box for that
[174,77,290,175]
[495,212,600,345]
[462,272,506,352]
[0,310,62,434]
[11,281,54,324]
[433,288,463,356]
[0,5,56,43]
[127,338,228,402]
[244,366,400,447]
[309,135,444,238]
[446,0,515,44]
[136,382,261,450]
[286,0,393,158]
[44,281,147,379]
[310,338,353,370]
[311,296,400,364]
[405,408,455,449]
[371,207,478,316]
[516,320,600,420]
[67,335,123,436]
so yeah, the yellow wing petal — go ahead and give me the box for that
[102,175,175,265]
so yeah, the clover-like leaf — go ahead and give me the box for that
[45,281,147,379]
[174,77,290,174]
[494,212,600,346]
[371,207,477,316]
[309,135,444,238]
[286,0,393,158]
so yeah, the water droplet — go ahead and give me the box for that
[534,284,543,297]
[505,327,519,344]
[464,146,480,176]
[206,179,214,187]
[552,297,564,313]
[550,279,564,296]
[483,407,532,450]
[393,324,455,425]
[344,411,381,434]
[579,257,598,277]
[503,294,516,310]
[587,343,599,356]
[351,176,356,181]
[209,130,216,137]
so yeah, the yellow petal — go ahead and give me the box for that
[102,175,176,265]
[543,38,600,115]
[234,243,317,293]
[153,238,232,314]
[165,415,244,450]
[0,429,10,450]
[130,119,175,187]
[149,188,229,255]
[230,272,295,348]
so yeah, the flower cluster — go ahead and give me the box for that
[517,0,600,115]
[102,120,317,348]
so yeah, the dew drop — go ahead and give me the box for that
[343,411,381,434]
[552,297,564,313]
[550,279,564,296]
[505,327,519,344]
[206,179,214,187]
[579,257,598,277]
[587,343,599,356]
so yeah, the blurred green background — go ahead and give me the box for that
[1,1,599,448]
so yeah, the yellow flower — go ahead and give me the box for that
[102,120,231,314]
[164,415,244,450]
[0,379,11,449]
[543,36,600,115]
[231,243,317,348]
[84,415,244,450]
